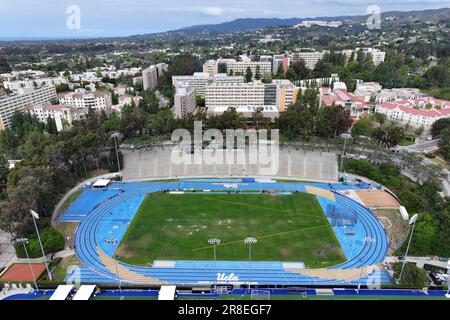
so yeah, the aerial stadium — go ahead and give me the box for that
[55,146,397,291]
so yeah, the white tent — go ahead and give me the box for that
[399,206,409,221]
[158,285,176,300]
[73,285,97,300]
[93,179,111,188]
[49,285,74,300]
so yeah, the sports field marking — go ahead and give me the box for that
[202,196,319,218]
[191,225,329,251]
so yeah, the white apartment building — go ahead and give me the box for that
[172,73,244,97]
[205,80,300,114]
[203,60,219,75]
[58,89,112,113]
[376,88,422,103]
[354,81,383,102]
[225,61,272,78]
[293,74,340,88]
[375,98,450,130]
[25,104,83,132]
[0,85,57,130]
[342,48,386,66]
[205,81,266,109]
[70,71,101,83]
[155,63,168,77]
[1,70,46,82]
[207,105,280,120]
[173,83,196,118]
[290,51,328,69]
[360,48,386,66]
[3,77,68,92]
[142,65,158,91]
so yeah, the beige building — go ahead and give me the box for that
[202,60,219,75]
[0,85,57,130]
[205,80,300,115]
[58,90,112,113]
[290,51,328,69]
[206,81,266,108]
[225,61,272,78]
[25,104,83,131]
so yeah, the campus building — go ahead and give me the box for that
[205,79,300,117]
[142,65,158,91]
[25,104,84,132]
[290,51,328,69]
[202,60,219,75]
[0,85,57,130]
[225,61,272,78]
[3,77,68,92]
[172,73,244,97]
[58,89,112,113]
[375,97,450,130]
[173,83,196,118]
[320,87,371,121]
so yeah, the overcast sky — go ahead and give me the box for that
[0,0,449,39]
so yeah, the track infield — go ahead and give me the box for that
[116,192,345,267]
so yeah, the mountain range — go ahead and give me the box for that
[133,7,450,38]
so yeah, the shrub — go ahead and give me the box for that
[14,227,65,258]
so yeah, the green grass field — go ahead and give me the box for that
[116,192,345,267]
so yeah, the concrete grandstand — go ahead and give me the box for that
[122,145,339,182]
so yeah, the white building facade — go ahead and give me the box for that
[0,85,57,130]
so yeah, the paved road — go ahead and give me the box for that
[386,256,450,269]
[399,139,440,153]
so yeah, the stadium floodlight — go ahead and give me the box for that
[244,237,257,293]
[339,133,352,176]
[208,238,221,262]
[30,210,52,281]
[16,238,39,291]
[113,254,122,292]
[398,214,419,283]
[111,132,121,172]
[208,238,221,292]
[446,260,450,298]
[108,242,122,291]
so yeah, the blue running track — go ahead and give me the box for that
[61,180,392,286]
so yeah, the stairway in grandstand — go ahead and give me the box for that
[97,247,165,284]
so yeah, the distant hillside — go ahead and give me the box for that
[172,16,351,35]
[131,7,450,38]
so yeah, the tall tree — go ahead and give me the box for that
[244,67,253,83]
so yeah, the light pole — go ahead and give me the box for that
[340,133,352,178]
[445,260,450,298]
[113,254,122,292]
[357,258,365,294]
[244,237,257,294]
[16,238,39,291]
[208,238,221,292]
[398,214,419,283]
[30,210,52,281]
[112,132,121,172]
